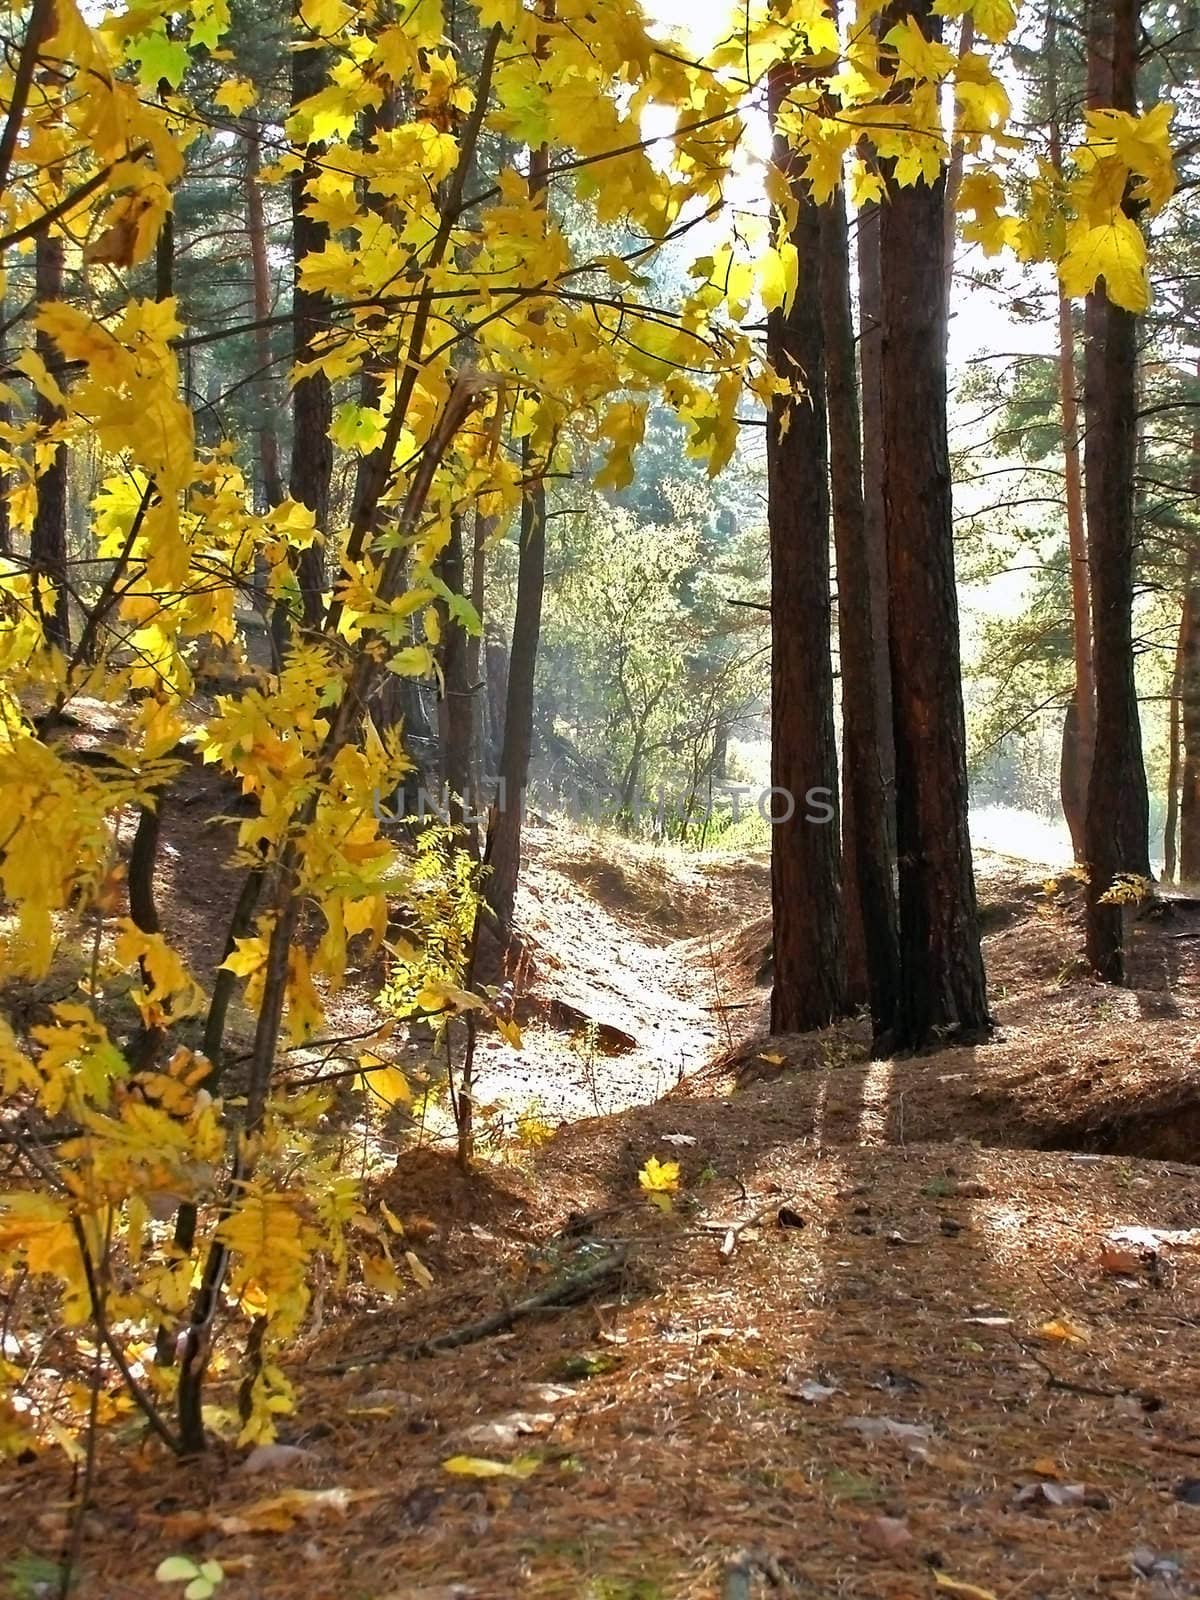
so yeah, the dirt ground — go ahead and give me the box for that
[5,795,1200,1599]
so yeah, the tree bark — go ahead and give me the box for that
[765,69,847,1033]
[31,228,70,650]
[485,443,546,932]
[484,123,549,934]
[288,36,333,628]
[856,198,896,868]
[0,267,9,560]
[1181,582,1200,881]
[1046,2,1094,862]
[439,512,478,849]
[941,12,973,327]
[466,511,490,797]
[243,126,284,511]
[126,209,176,1071]
[1057,287,1093,863]
[1166,584,1189,882]
[820,189,899,1041]
[1082,0,1151,980]
[351,95,399,530]
[1177,389,1200,879]
[484,626,508,770]
[879,0,988,1049]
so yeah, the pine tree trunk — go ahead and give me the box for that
[349,95,400,684]
[126,209,177,1069]
[1165,584,1189,882]
[820,189,899,1041]
[31,229,70,649]
[879,0,988,1049]
[941,12,972,324]
[486,449,546,932]
[1047,3,1094,862]
[0,268,9,560]
[244,127,283,511]
[1181,581,1200,881]
[484,130,549,935]
[766,71,846,1033]
[485,626,508,770]
[1060,696,1088,862]
[1177,388,1200,880]
[466,511,490,798]
[440,512,477,849]
[1058,285,1093,862]
[1083,0,1151,980]
[856,197,896,869]
[288,36,333,628]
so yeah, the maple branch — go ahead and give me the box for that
[0,0,53,199]
[70,1216,181,1454]
[0,152,146,254]
[61,479,155,682]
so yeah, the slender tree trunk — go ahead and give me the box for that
[1177,387,1200,879]
[1083,0,1151,980]
[1165,584,1189,882]
[1047,3,1094,862]
[126,211,177,1069]
[619,726,647,827]
[1058,289,1093,861]
[351,94,399,515]
[288,36,333,628]
[820,189,899,1041]
[466,511,490,797]
[486,439,546,931]
[485,627,508,769]
[31,229,69,649]
[243,126,283,511]
[880,0,988,1049]
[766,68,846,1033]
[0,268,9,560]
[856,197,896,870]
[439,512,477,849]
[484,131,549,934]
[941,12,972,326]
[1181,582,1200,881]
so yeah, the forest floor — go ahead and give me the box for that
[5,769,1200,1600]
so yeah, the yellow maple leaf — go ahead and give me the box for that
[883,14,957,82]
[404,1249,433,1288]
[933,1575,1000,1600]
[215,76,256,114]
[285,947,324,1045]
[359,1054,412,1107]
[638,1156,681,1194]
[442,1454,541,1479]
[932,0,1016,44]
[1037,1316,1089,1345]
[495,1016,523,1049]
[759,242,798,314]
[1058,213,1149,313]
